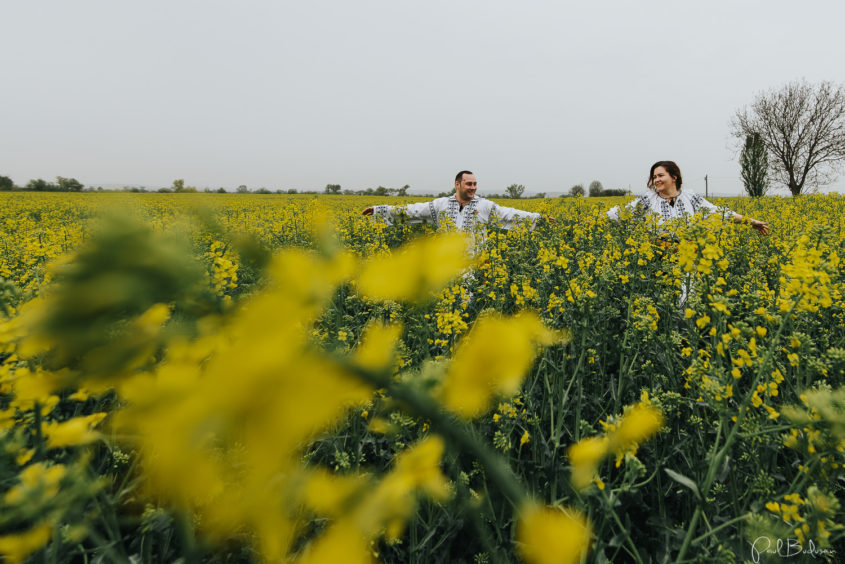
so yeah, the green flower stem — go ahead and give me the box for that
[556,345,583,445]
[396,381,526,507]
[33,400,45,461]
[690,513,751,546]
[174,512,201,564]
[600,488,644,564]
[675,297,799,562]
[349,363,528,509]
[737,425,793,438]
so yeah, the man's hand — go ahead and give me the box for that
[362,207,374,216]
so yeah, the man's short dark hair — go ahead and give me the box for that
[455,170,474,183]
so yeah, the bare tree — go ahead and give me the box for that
[731,80,845,196]
[569,184,585,197]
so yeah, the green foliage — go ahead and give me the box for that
[25,178,59,191]
[569,184,585,197]
[325,184,342,194]
[172,179,198,193]
[0,175,14,190]
[505,184,525,198]
[56,177,84,192]
[29,215,208,381]
[588,181,628,197]
[740,133,770,197]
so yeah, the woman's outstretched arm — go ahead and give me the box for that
[731,213,770,235]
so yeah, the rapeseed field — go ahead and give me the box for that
[1,192,843,562]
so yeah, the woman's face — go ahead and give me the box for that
[651,166,677,194]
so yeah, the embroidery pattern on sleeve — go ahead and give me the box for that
[633,195,650,220]
[690,193,703,214]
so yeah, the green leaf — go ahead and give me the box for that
[664,468,702,501]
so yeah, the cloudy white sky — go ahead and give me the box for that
[2,1,844,196]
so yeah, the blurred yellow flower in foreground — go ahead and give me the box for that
[358,232,471,302]
[42,412,107,450]
[102,242,462,562]
[4,462,66,505]
[517,503,592,564]
[568,436,610,490]
[353,322,403,372]
[105,247,373,561]
[440,312,559,418]
[0,523,53,564]
[299,437,450,563]
[297,521,372,564]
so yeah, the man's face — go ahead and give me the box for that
[455,174,477,203]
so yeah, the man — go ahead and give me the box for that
[362,171,547,231]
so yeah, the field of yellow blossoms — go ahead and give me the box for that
[1,191,843,563]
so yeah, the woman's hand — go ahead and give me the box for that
[735,214,770,236]
[750,219,770,235]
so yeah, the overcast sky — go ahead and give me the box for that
[2,1,844,196]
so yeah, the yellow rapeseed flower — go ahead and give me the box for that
[568,436,610,490]
[4,462,66,505]
[0,522,53,564]
[516,503,592,564]
[42,412,107,449]
[609,404,664,450]
[297,520,371,564]
[357,233,471,302]
[440,312,558,418]
[353,322,403,372]
[302,469,368,518]
[520,430,531,447]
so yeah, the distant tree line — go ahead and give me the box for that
[0,175,627,198]
[0,176,85,192]
[0,175,324,194]
[563,181,629,198]
[325,184,411,196]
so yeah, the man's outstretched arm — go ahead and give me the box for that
[362,201,439,225]
[488,202,545,229]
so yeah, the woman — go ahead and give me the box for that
[607,161,770,235]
